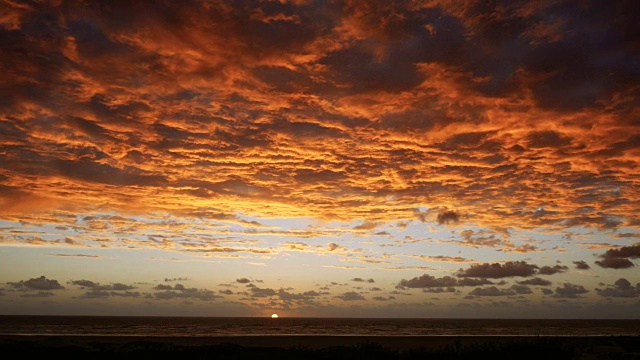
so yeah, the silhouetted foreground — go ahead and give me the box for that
[1,335,639,359]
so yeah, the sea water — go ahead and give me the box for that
[1,316,639,337]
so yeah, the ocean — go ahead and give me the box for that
[1,316,639,337]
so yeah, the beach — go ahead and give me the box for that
[1,335,639,359]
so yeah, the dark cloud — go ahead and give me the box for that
[595,244,640,269]
[20,291,55,298]
[47,254,100,258]
[110,291,140,297]
[456,261,538,278]
[69,279,98,288]
[277,289,320,302]
[510,285,533,294]
[437,211,460,225]
[526,130,572,149]
[335,291,365,301]
[422,287,456,294]
[78,290,111,299]
[77,290,140,298]
[537,265,568,275]
[517,277,552,286]
[153,283,219,301]
[294,169,346,184]
[219,289,234,295]
[469,286,516,297]
[595,257,635,269]
[8,276,64,290]
[70,279,136,291]
[573,261,590,270]
[236,278,252,284]
[351,277,375,283]
[165,277,190,282]
[595,278,640,298]
[398,274,493,288]
[250,287,277,298]
[553,283,589,298]
[52,159,167,187]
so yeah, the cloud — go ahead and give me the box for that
[553,283,589,298]
[573,261,590,270]
[537,265,568,275]
[526,130,572,149]
[71,280,100,288]
[153,283,220,301]
[595,257,635,269]
[236,278,252,284]
[595,244,640,269]
[398,274,493,288]
[111,291,141,297]
[327,243,341,251]
[250,286,277,298]
[456,261,538,278]
[595,278,640,298]
[457,229,506,248]
[69,279,136,291]
[469,286,516,297]
[47,254,101,258]
[422,287,456,294]
[277,289,321,302]
[351,278,375,283]
[8,276,65,290]
[335,291,365,301]
[510,285,533,294]
[353,221,379,231]
[603,243,640,259]
[20,291,56,298]
[517,277,552,286]
[77,290,141,299]
[437,211,460,225]
[0,0,635,236]
[0,0,638,318]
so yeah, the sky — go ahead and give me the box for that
[0,0,639,319]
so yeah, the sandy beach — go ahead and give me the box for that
[1,334,639,359]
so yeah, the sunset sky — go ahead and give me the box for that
[0,0,639,319]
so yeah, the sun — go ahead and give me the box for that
[271,313,279,318]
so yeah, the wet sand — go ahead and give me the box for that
[1,334,638,358]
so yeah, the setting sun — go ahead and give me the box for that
[271,314,279,319]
